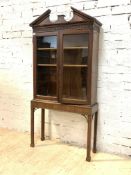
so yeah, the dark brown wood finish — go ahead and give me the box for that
[60,29,90,104]
[30,105,35,147]
[91,30,99,104]
[86,114,92,161]
[33,35,37,98]
[30,7,102,162]
[93,111,98,153]
[33,32,59,101]
[41,109,45,141]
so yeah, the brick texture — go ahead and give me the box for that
[0,0,131,157]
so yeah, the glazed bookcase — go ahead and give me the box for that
[30,7,102,161]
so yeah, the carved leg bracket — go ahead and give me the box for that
[82,114,88,122]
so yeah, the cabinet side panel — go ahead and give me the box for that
[33,35,37,98]
[91,30,99,105]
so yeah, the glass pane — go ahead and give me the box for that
[37,50,57,64]
[63,34,88,65]
[37,67,57,96]
[63,67,87,100]
[64,49,88,65]
[37,36,57,64]
[63,34,88,47]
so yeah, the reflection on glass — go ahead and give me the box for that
[37,50,57,64]
[37,67,57,96]
[63,67,87,100]
[37,36,57,64]
[37,36,57,48]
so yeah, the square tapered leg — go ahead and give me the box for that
[93,112,98,153]
[86,115,92,162]
[41,109,45,141]
[30,103,35,147]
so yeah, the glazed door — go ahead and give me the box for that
[34,33,58,100]
[60,32,89,104]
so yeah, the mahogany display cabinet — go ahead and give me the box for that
[30,7,102,161]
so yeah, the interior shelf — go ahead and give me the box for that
[37,48,57,50]
[37,64,57,67]
[63,64,88,67]
[64,47,88,50]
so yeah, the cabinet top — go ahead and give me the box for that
[30,7,102,28]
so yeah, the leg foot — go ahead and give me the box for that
[41,137,45,141]
[93,149,96,153]
[30,143,35,147]
[86,156,91,162]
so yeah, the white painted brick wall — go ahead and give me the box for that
[0,0,131,157]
